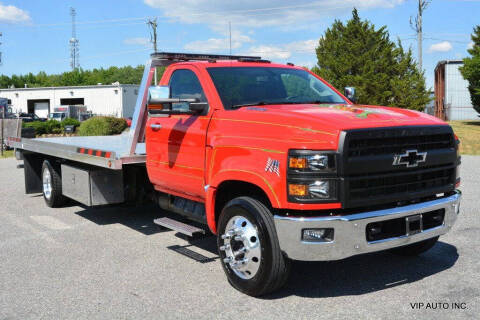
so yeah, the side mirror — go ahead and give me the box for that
[148,86,171,111]
[344,87,357,104]
[147,86,208,115]
[189,102,208,113]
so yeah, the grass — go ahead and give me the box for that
[0,149,14,158]
[449,121,480,155]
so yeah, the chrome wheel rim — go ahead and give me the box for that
[43,168,52,200]
[220,215,261,280]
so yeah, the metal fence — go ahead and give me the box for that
[445,105,480,121]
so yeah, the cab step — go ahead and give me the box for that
[153,217,205,237]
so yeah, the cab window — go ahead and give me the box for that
[169,69,207,112]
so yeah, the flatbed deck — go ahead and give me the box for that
[8,134,145,170]
[6,56,158,170]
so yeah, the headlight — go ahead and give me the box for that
[309,180,331,198]
[288,180,337,200]
[287,150,339,203]
[288,151,335,172]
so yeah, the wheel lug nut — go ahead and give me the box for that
[234,247,247,257]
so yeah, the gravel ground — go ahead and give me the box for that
[0,156,478,320]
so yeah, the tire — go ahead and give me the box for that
[390,236,439,256]
[42,160,67,208]
[217,196,290,296]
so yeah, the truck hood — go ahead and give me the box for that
[212,103,449,151]
[239,103,446,133]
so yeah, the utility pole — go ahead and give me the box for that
[69,7,80,70]
[147,18,158,83]
[410,0,429,71]
[0,32,3,66]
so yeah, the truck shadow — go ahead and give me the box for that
[71,204,459,298]
[73,203,168,236]
[264,241,458,299]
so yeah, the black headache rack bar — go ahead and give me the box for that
[150,52,266,66]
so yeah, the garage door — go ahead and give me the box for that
[34,102,49,119]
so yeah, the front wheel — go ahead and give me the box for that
[217,197,290,296]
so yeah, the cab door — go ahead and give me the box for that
[146,67,211,200]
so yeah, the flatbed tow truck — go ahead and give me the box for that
[7,52,461,296]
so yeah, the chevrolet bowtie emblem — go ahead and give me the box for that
[393,149,427,168]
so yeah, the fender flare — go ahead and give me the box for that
[205,170,281,234]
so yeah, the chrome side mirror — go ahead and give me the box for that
[148,86,170,105]
[344,87,357,104]
[147,85,207,114]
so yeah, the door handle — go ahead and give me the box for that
[150,124,162,130]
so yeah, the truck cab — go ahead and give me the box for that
[49,112,66,121]
[144,54,460,295]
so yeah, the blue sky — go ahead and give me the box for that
[0,0,478,88]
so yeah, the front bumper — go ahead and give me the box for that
[274,191,461,261]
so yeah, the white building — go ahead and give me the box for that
[0,84,139,119]
[434,60,478,120]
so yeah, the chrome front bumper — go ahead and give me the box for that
[274,191,461,261]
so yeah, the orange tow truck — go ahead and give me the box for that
[8,53,461,296]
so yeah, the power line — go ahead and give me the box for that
[12,2,361,29]
[424,37,470,44]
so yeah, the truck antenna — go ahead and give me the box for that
[229,21,232,56]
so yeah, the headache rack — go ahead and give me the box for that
[151,52,267,66]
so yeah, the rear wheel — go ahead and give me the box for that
[217,196,290,296]
[390,236,439,256]
[42,160,67,208]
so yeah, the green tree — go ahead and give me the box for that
[0,65,160,88]
[312,9,430,110]
[459,25,480,114]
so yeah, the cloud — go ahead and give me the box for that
[428,41,453,53]
[246,45,292,59]
[242,39,317,60]
[285,39,317,52]
[0,3,30,23]
[468,41,474,49]
[144,0,405,28]
[184,31,253,52]
[124,37,151,46]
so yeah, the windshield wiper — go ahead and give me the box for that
[230,102,269,109]
[300,101,345,105]
[230,101,307,109]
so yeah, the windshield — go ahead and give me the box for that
[49,113,64,121]
[207,67,345,109]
